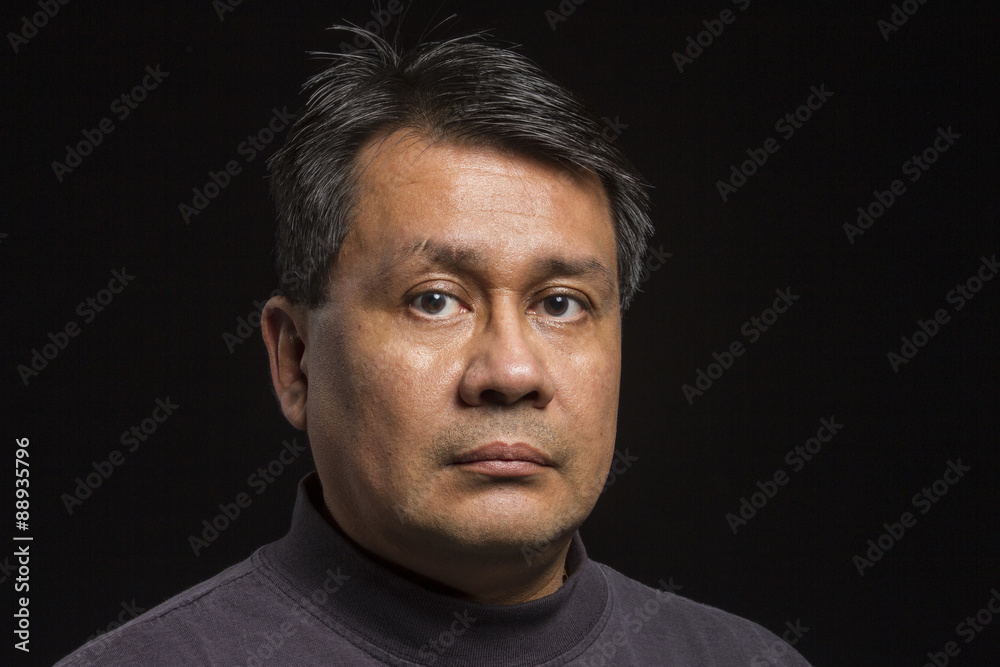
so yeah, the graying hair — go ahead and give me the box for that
[268,27,654,309]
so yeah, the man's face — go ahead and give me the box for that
[298,131,621,563]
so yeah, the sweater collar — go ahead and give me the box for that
[261,473,611,666]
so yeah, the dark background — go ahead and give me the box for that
[3,1,998,665]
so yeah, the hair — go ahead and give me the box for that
[268,25,654,310]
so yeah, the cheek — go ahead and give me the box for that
[558,344,620,424]
[358,336,457,412]
[320,329,461,466]
[550,343,620,486]
[307,330,458,510]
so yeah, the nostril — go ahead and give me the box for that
[480,389,507,405]
[480,389,540,406]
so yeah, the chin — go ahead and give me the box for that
[415,494,592,558]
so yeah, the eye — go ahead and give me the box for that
[409,291,464,317]
[536,294,586,319]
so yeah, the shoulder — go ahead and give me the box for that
[587,563,813,666]
[54,551,297,667]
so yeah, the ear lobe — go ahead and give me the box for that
[261,296,308,430]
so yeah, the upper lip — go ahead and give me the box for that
[453,442,552,466]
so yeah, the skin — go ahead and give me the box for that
[261,129,622,605]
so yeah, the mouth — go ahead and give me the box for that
[451,442,553,477]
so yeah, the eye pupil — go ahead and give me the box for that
[421,293,447,313]
[546,295,569,316]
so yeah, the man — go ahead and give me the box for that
[57,28,812,666]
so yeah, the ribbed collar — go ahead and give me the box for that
[260,473,612,666]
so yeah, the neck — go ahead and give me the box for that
[316,498,573,605]
[437,541,572,605]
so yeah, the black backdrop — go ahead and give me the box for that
[3,1,999,665]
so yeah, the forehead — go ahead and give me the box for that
[343,130,617,267]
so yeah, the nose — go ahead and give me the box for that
[458,301,555,408]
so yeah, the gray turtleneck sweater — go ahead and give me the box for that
[55,474,813,666]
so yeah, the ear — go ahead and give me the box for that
[261,296,309,430]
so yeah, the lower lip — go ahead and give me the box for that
[453,460,548,477]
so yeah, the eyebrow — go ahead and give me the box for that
[374,238,618,298]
